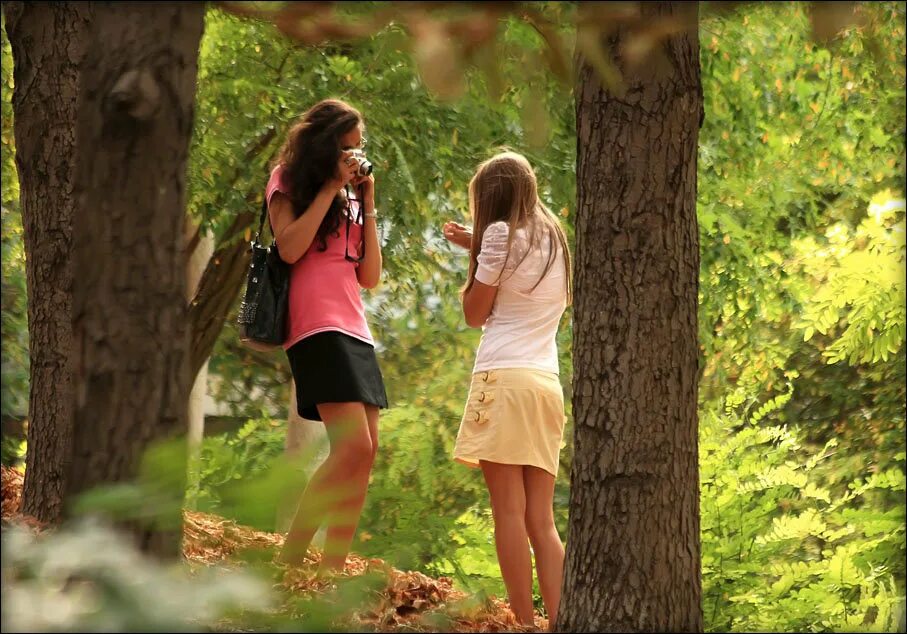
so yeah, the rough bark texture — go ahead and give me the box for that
[65,2,205,558]
[4,1,92,524]
[559,3,704,631]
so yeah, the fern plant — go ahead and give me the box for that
[701,379,905,632]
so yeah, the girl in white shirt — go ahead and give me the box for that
[442,151,572,627]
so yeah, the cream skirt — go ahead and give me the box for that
[453,368,567,477]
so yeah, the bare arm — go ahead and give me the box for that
[443,219,497,324]
[268,187,334,264]
[355,175,382,289]
[459,221,509,327]
[270,153,358,265]
[462,280,498,328]
[442,221,472,250]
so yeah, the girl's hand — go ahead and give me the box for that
[443,221,472,250]
[351,172,375,206]
[327,151,359,192]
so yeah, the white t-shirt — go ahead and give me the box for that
[472,221,568,375]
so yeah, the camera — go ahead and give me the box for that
[349,149,373,177]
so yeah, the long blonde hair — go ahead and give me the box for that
[463,151,572,304]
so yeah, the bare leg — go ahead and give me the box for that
[319,404,379,573]
[480,461,535,626]
[523,465,564,627]
[280,402,374,572]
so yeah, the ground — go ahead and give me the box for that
[1,465,547,632]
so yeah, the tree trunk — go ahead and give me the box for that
[188,206,255,378]
[4,1,92,524]
[185,222,214,509]
[5,2,267,526]
[65,2,205,558]
[559,2,703,631]
[187,126,279,379]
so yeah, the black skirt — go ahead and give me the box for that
[286,331,388,421]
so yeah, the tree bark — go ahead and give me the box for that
[4,1,92,524]
[185,223,214,509]
[65,2,205,558]
[188,207,255,377]
[559,2,703,631]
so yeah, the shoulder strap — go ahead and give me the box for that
[253,197,269,244]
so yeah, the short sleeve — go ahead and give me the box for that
[475,222,511,286]
[265,165,290,208]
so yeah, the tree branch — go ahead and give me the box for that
[187,204,256,378]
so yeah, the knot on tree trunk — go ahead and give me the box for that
[108,69,160,121]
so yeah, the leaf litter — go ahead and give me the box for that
[2,466,545,631]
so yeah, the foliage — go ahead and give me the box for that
[0,17,28,427]
[1,519,273,632]
[353,402,485,572]
[693,5,906,629]
[701,380,906,632]
[792,193,905,367]
[0,2,904,632]
[192,416,288,518]
[697,2,905,390]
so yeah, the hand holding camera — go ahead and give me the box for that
[332,149,375,192]
[347,150,375,208]
[330,151,360,191]
[347,149,372,177]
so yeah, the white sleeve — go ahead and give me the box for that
[475,222,511,286]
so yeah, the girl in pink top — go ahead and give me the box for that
[267,99,387,574]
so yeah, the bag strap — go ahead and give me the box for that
[252,197,270,245]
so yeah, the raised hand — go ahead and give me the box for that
[443,221,472,250]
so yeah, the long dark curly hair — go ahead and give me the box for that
[273,99,362,251]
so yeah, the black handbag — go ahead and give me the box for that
[237,198,290,351]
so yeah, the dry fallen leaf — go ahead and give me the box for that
[1,465,546,632]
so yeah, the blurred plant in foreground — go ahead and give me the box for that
[0,517,273,632]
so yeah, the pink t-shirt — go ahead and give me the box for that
[265,165,374,349]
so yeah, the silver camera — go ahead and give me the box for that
[349,149,373,177]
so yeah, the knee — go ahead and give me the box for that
[334,434,374,472]
[524,507,556,542]
[492,498,527,526]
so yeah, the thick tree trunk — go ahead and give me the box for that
[65,2,205,557]
[559,3,703,631]
[4,1,92,524]
[5,1,269,525]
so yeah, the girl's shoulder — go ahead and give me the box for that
[479,221,515,255]
[481,221,544,248]
[269,163,286,184]
[483,220,510,238]
[266,164,291,206]
[268,163,292,190]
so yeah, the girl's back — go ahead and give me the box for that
[448,150,572,627]
[473,220,567,374]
